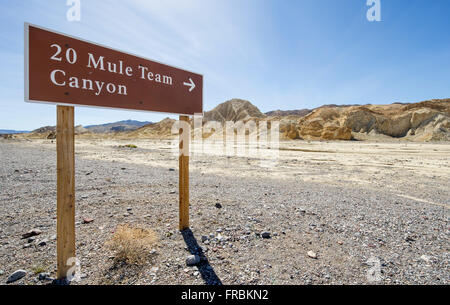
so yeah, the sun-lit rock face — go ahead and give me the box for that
[203,99,266,123]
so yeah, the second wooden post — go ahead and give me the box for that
[179,115,190,230]
[56,105,76,280]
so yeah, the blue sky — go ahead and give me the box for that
[1,0,449,130]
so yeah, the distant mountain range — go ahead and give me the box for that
[0,129,30,134]
[84,120,152,133]
[6,98,450,142]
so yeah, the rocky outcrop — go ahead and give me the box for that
[291,99,450,141]
[203,99,266,122]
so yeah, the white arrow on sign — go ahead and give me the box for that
[183,78,196,92]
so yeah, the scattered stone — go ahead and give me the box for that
[186,255,201,266]
[82,217,94,224]
[27,237,36,243]
[215,203,222,209]
[127,207,132,211]
[23,243,32,249]
[38,272,51,281]
[169,168,175,171]
[6,270,27,283]
[307,251,317,259]
[38,239,48,247]
[21,229,42,239]
[405,235,416,242]
[420,255,431,263]
[261,232,271,239]
[193,271,199,276]
[201,235,208,242]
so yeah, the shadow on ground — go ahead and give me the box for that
[181,228,222,285]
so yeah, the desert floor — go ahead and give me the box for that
[0,138,448,285]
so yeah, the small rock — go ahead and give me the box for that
[21,229,42,239]
[38,239,48,246]
[82,217,94,224]
[261,232,271,239]
[38,272,51,281]
[201,235,208,242]
[307,251,317,259]
[420,255,431,263]
[215,203,222,209]
[27,237,36,243]
[126,207,132,211]
[6,270,27,283]
[405,235,416,242]
[23,243,32,249]
[193,271,199,276]
[186,255,201,266]
[169,168,175,171]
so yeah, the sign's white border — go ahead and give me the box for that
[24,22,204,116]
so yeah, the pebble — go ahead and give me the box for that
[186,255,201,266]
[6,270,27,283]
[201,235,208,242]
[21,229,42,239]
[307,251,317,259]
[38,239,48,246]
[420,255,431,263]
[261,232,271,239]
[82,217,94,224]
[215,203,222,209]
[38,272,51,281]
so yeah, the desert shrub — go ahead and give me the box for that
[106,224,157,265]
[119,144,137,148]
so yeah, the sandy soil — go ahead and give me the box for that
[0,138,448,285]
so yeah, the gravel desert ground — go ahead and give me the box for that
[0,138,448,285]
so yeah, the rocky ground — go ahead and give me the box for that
[0,138,448,285]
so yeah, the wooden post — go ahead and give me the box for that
[179,115,190,230]
[56,105,76,279]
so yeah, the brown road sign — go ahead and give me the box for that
[24,23,203,115]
